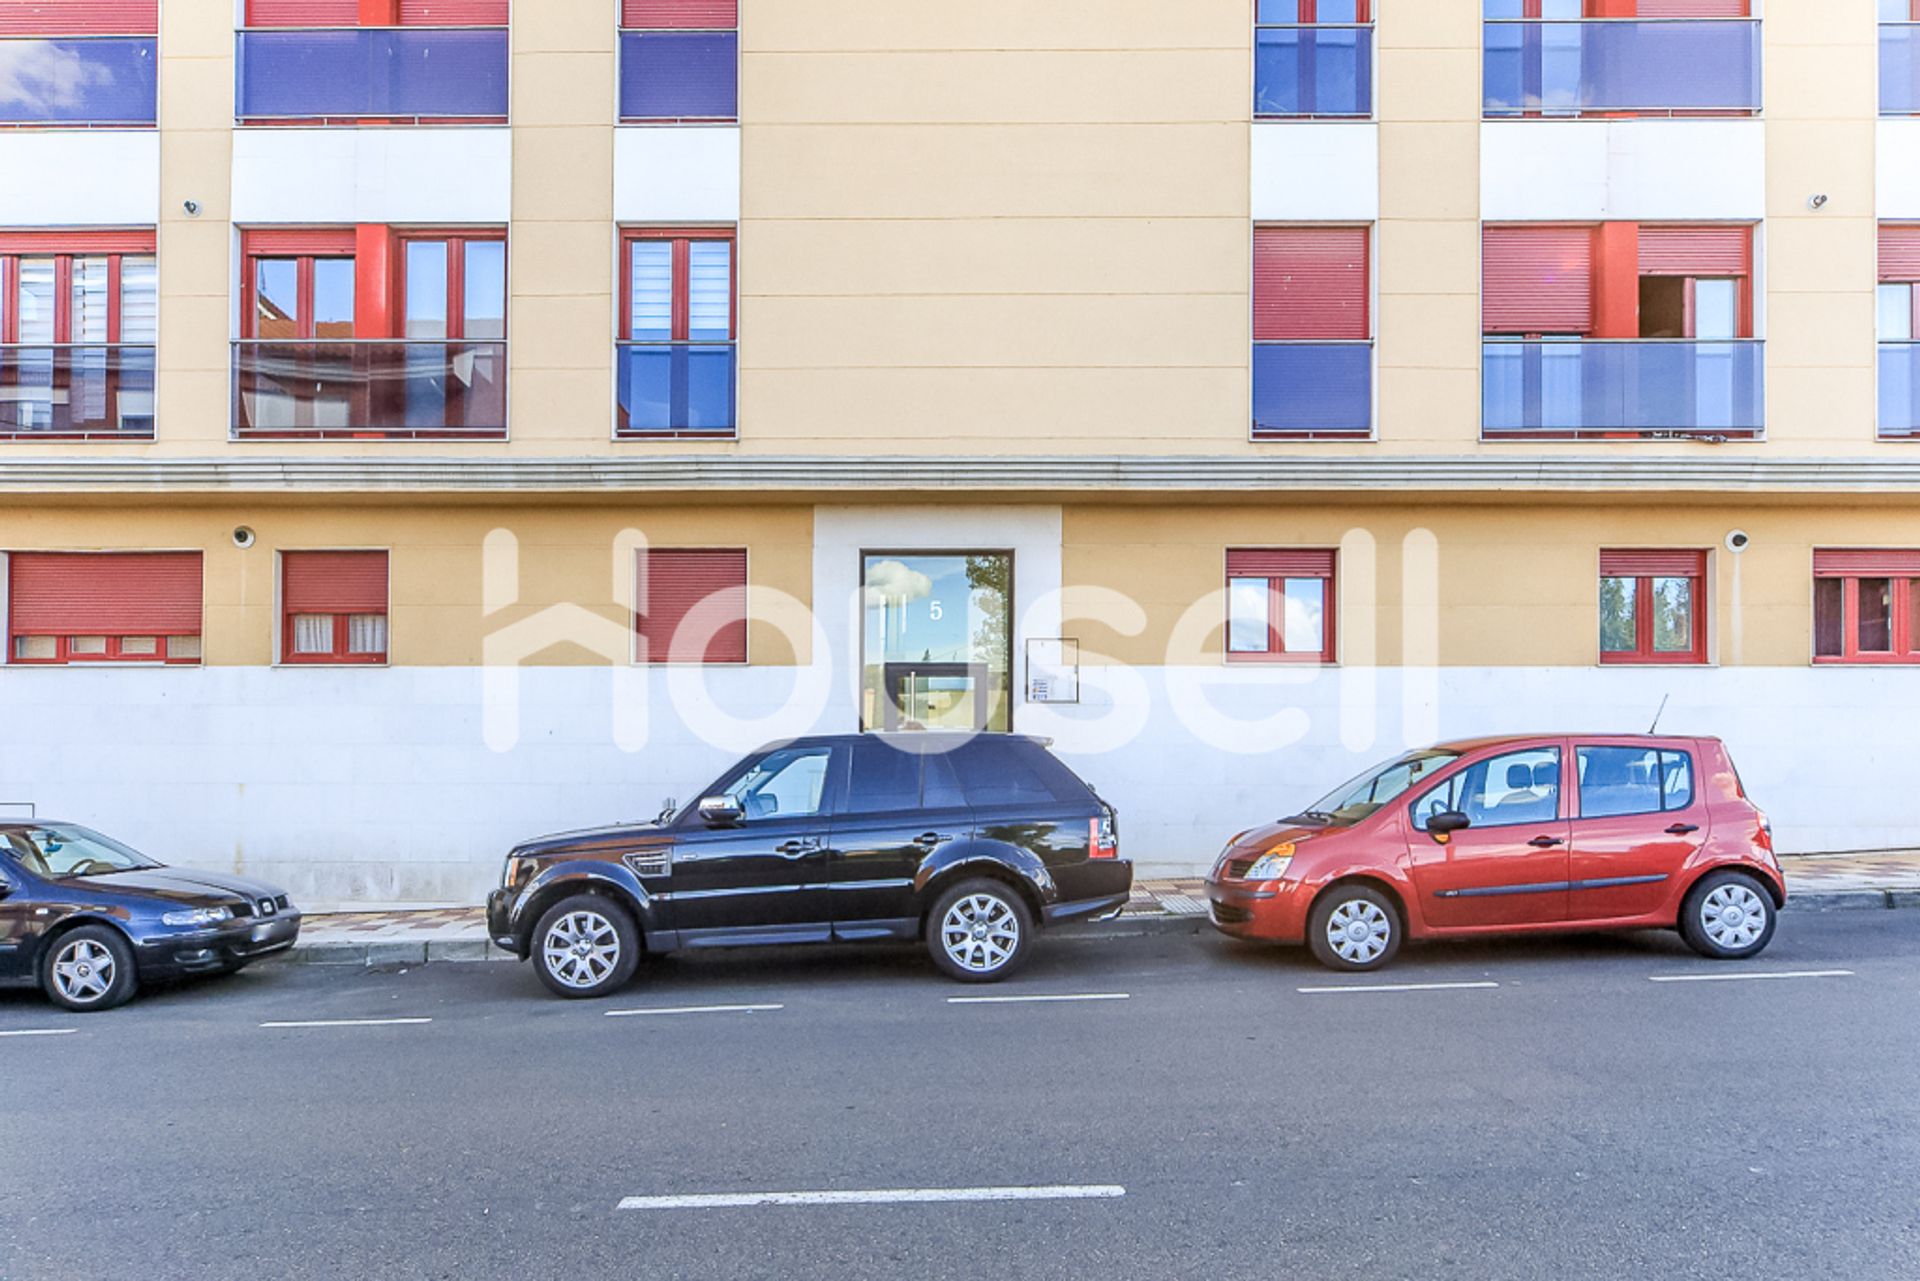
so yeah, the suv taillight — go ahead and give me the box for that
[1090,813,1118,860]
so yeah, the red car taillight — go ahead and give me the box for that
[1090,813,1118,860]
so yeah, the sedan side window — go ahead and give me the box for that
[1577,747,1694,818]
[1411,747,1561,830]
[725,747,832,822]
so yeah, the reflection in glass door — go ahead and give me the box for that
[861,553,1012,732]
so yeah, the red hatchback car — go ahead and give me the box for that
[1206,734,1784,971]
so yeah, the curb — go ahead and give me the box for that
[279,887,1911,967]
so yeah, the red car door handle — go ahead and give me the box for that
[1528,835,1565,848]
[1665,823,1700,835]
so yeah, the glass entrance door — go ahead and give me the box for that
[861,553,1011,732]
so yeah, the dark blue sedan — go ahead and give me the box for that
[0,822,301,1011]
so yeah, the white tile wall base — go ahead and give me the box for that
[230,128,512,225]
[1251,122,1378,222]
[613,126,741,223]
[1878,119,1920,219]
[0,663,1909,903]
[0,131,159,226]
[1480,120,1765,222]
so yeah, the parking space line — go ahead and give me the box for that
[604,1004,784,1018]
[258,1017,434,1029]
[1647,969,1854,984]
[617,1184,1126,1211]
[946,993,1130,1005]
[1297,980,1500,995]
[0,1028,78,1038]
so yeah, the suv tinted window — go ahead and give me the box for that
[724,746,832,821]
[950,739,1088,806]
[1577,746,1694,818]
[845,738,923,815]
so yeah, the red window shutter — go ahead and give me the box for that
[1637,225,1751,277]
[242,228,358,255]
[622,0,737,27]
[1482,227,1594,335]
[1227,549,1336,579]
[1253,227,1369,341]
[1813,549,1920,577]
[1599,549,1708,578]
[1634,1,1749,15]
[399,0,508,24]
[9,552,202,635]
[0,2,158,34]
[1880,226,1920,283]
[0,230,156,254]
[245,0,359,26]
[638,549,747,663]
[283,551,388,613]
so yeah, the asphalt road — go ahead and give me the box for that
[3,912,1918,1281]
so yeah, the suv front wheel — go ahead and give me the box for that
[532,894,640,999]
[928,878,1033,983]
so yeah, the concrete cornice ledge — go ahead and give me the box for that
[2,454,1919,496]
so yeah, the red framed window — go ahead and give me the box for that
[1599,549,1707,664]
[1225,548,1336,663]
[240,226,506,341]
[1635,224,1753,341]
[636,548,747,664]
[6,551,202,665]
[1253,225,1370,340]
[1483,224,1597,336]
[396,230,507,340]
[620,227,735,345]
[281,550,389,664]
[0,230,158,346]
[1813,550,1920,664]
[241,228,357,340]
[1879,225,1920,338]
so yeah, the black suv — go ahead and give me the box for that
[487,733,1130,997]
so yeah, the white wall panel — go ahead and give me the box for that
[0,131,158,226]
[230,127,512,224]
[614,125,741,223]
[1482,120,1764,222]
[1252,122,1378,222]
[1877,119,1920,218]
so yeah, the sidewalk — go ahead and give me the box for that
[284,850,1920,965]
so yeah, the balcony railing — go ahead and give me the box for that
[1255,24,1372,118]
[618,30,738,122]
[235,28,509,123]
[1482,339,1763,440]
[1483,19,1761,117]
[1252,342,1372,439]
[231,340,506,439]
[1883,24,1920,115]
[0,36,156,126]
[1880,342,1920,438]
[0,345,155,439]
[617,342,735,437]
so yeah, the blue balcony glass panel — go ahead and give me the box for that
[1880,343,1920,437]
[617,342,736,435]
[235,29,509,121]
[1252,342,1372,437]
[1481,340,1764,438]
[1483,20,1761,115]
[0,346,155,438]
[231,341,506,439]
[1255,26,1373,117]
[0,38,156,125]
[1882,25,1920,115]
[619,31,738,122]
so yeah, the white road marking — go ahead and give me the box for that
[0,1028,78,1038]
[617,1184,1127,1211]
[604,1003,784,1018]
[258,1017,433,1029]
[946,993,1131,1005]
[1297,980,1500,994]
[1648,969,1854,984]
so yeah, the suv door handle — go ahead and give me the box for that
[914,832,951,848]
[1665,823,1700,835]
[1528,835,1565,848]
[776,838,822,856]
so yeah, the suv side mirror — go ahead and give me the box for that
[1426,810,1472,838]
[697,795,744,827]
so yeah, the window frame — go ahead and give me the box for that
[1598,550,1709,666]
[1254,0,1376,122]
[617,226,738,439]
[240,238,357,342]
[4,549,203,668]
[1812,555,1920,665]
[633,545,750,666]
[1223,548,1338,665]
[394,228,508,343]
[277,549,391,668]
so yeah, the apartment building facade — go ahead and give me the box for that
[2,0,1917,902]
